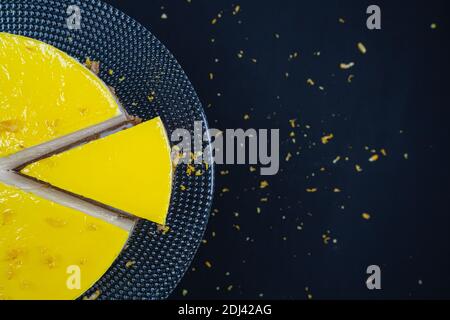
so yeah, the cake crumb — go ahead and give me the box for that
[306,78,315,86]
[157,224,170,235]
[83,290,101,300]
[369,154,379,162]
[321,134,334,144]
[260,181,269,189]
[340,62,355,70]
[357,42,367,54]
[362,213,371,220]
[84,58,100,75]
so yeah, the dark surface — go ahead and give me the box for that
[104,0,450,299]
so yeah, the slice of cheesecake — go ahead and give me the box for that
[0,33,127,158]
[0,182,129,300]
[21,117,173,225]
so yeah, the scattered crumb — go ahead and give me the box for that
[285,152,292,162]
[232,5,241,15]
[260,181,269,189]
[157,225,170,235]
[322,232,331,245]
[340,62,355,70]
[288,52,299,61]
[83,290,101,300]
[306,78,315,86]
[333,156,341,164]
[321,133,334,145]
[357,42,367,54]
[85,58,100,75]
[362,213,371,220]
[369,154,379,162]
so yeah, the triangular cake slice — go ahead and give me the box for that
[20,117,173,225]
[0,182,129,300]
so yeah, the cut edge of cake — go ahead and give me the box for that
[0,170,137,232]
[0,114,141,172]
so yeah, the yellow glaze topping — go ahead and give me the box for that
[0,182,129,300]
[22,117,173,225]
[0,32,121,157]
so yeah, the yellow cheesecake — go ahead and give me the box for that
[0,182,129,300]
[0,33,173,300]
[21,117,173,225]
[0,32,124,158]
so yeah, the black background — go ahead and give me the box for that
[105,0,450,299]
